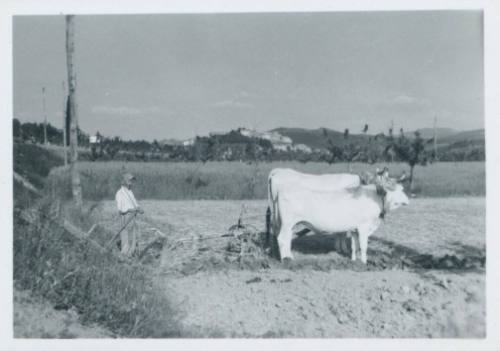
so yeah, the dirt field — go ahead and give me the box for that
[102,197,485,338]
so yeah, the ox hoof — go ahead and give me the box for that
[281,257,293,268]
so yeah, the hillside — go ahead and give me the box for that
[439,129,484,144]
[272,127,484,149]
[271,127,370,149]
[409,128,458,139]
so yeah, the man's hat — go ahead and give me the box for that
[122,172,136,184]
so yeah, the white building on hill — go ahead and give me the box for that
[182,139,195,146]
[292,143,312,153]
[238,128,293,150]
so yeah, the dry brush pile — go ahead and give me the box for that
[161,225,272,276]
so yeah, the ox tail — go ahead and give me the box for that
[265,174,273,248]
[265,206,271,248]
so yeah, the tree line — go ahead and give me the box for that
[13,119,484,166]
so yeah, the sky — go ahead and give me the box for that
[13,11,483,141]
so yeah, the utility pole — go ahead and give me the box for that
[389,119,394,163]
[433,115,438,161]
[42,87,47,145]
[65,14,82,208]
[62,81,68,166]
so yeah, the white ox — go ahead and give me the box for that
[274,173,409,264]
[267,168,361,236]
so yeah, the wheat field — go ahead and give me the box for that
[47,161,485,200]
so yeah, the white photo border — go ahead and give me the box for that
[1,0,499,350]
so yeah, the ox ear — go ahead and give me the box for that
[383,179,397,191]
[360,171,373,185]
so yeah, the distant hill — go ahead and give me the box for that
[410,128,458,140]
[271,127,484,150]
[439,129,484,144]
[159,138,183,146]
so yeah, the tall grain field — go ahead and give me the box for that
[47,161,485,201]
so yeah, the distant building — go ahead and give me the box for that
[273,143,291,152]
[239,128,260,138]
[89,135,100,144]
[182,139,195,146]
[237,128,293,150]
[292,143,312,153]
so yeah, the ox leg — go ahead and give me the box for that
[349,231,357,261]
[265,206,271,247]
[277,223,294,261]
[358,227,370,264]
[358,221,380,264]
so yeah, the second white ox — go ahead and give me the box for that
[274,175,409,264]
[267,168,361,235]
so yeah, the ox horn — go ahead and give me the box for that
[397,172,407,183]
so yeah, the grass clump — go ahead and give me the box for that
[14,143,63,189]
[14,197,181,338]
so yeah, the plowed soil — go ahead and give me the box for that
[102,197,485,338]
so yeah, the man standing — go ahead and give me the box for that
[115,173,144,256]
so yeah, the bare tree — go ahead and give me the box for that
[362,124,369,134]
[433,115,438,161]
[62,81,68,165]
[323,128,361,171]
[65,15,82,208]
[42,87,47,145]
[388,131,428,193]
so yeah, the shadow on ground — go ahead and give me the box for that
[289,232,485,273]
[161,230,485,276]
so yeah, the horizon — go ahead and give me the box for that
[14,117,482,143]
[13,11,484,141]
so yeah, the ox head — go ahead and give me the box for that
[384,182,409,211]
[374,168,409,211]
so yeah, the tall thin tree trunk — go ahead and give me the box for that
[62,81,67,166]
[409,165,415,193]
[65,15,82,208]
[433,115,438,162]
[42,87,47,145]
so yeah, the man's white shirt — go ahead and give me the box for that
[115,186,139,214]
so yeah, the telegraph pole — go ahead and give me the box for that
[62,81,67,166]
[66,14,82,208]
[42,87,47,145]
[389,119,394,163]
[433,115,438,161]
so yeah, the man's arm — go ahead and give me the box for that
[129,190,144,214]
